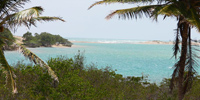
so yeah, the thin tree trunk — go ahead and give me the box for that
[178,23,189,100]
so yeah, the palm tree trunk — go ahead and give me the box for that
[178,23,189,100]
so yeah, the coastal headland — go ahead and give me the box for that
[15,36,200,46]
[14,36,83,48]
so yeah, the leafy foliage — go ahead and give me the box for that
[18,44,59,84]
[22,31,40,47]
[1,54,200,99]
[89,0,200,99]
[0,0,65,94]
[0,54,165,99]
[0,28,15,46]
[22,31,72,47]
[0,48,17,94]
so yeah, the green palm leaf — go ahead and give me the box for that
[186,8,200,32]
[8,7,65,28]
[151,3,180,20]
[33,16,65,22]
[0,0,30,18]
[0,6,65,29]
[89,0,154,9]
[105,5,161,19]
[0,6,43,27]
[18,44,59,84]
[0,2,65,94]
[0,39,17,94]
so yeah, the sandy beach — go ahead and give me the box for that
[52,44,86,48]
[138,40,200,45]
[138,40,174,45]
[70,41,97,44]
[14,36,23,44]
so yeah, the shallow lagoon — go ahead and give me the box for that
[5,39,197,83]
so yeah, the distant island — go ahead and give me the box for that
[2,28,200,51]
[21,31,73,48]
[0,29,73,50]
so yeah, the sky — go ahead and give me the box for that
[15,0,200,41]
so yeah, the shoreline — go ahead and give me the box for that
[14,35,82,48]
[14,36,200,46]
[51,44,86,48]
[71,40,200,45]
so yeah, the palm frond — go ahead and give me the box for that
[0,6,44,27]
[170,61,179,92]
[186,8,200,32]
[151,3,181,21]
[0,0,30,19]
[18,44,59,85]
[33,16,65,22]
[172,19,182,59]
[88,0,154,9]
[105,5,161,19]
[183,27,198,94]
[0,39,17,94]
[0,0,64,94]
[172,28,180,59]
[183,58,195,94]
[1,6,65,29]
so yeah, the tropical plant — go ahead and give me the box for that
[0,0,64,94]
[22,31,34,42]
[0,28,15,46]
[22,31,41,47]
[22,31,72,47]
[89,0,200,99]
[18,44,59,85]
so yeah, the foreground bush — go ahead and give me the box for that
[0,54,200,99]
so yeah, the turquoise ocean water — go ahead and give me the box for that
[4,38,199,83]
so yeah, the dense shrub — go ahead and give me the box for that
[0,54,200,99]
[22,32,72,47]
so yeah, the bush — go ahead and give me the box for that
[1,54,200,99]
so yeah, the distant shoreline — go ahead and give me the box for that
[70,40,174,44]
[51,44,86,48]
[14,36,79,48]
[71,40,200,45]
[15,36,200,46]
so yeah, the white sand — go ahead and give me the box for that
[14,36,23,44]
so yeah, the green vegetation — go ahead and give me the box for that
[0,0,64,93]
[23,32,72,47]
[89,0,200,99]
[0,28,16,50]
[1,54,200,99]
[0,28,15,46]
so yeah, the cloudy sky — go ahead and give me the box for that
[15,0,200,40]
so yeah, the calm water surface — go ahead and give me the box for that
[5,39,199,83]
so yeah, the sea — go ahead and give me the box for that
[4,38,199,84]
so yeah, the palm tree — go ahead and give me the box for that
[0,0,64,94]
[89,0,200,100]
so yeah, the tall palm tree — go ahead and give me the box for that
[89,0,200,99]
[0,0,64,94]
